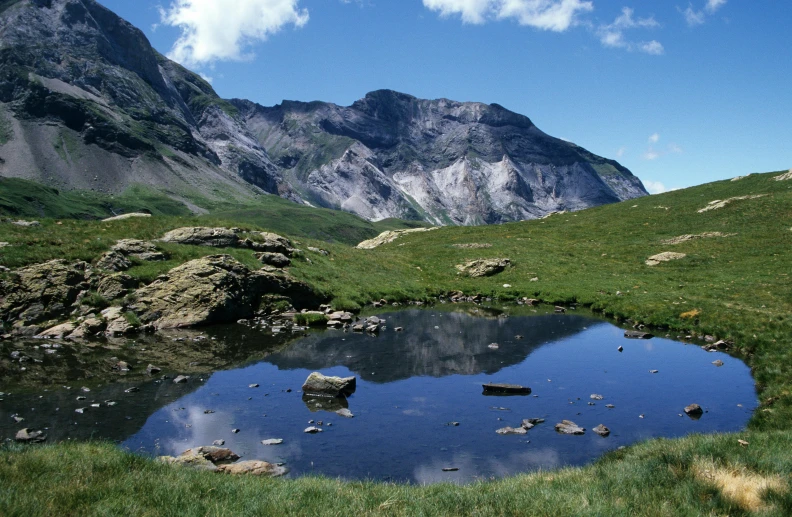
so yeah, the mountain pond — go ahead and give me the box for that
[0,306,757,484]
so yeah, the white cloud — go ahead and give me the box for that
[596,7,663,55]
[681,0,726,27]
[643,179,668,194]
[648,133,660,144]
[668,143,683,154]
[639,40,664,55]
[160,0,309,67]
[643,150,660,161]
[422,0,593,31]
[706,0,727,13]
[616,146,626,158]
[682,6,705,26]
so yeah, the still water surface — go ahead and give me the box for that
[1,308,757,484]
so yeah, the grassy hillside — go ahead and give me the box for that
[0,177,427,246]
[1,169,791,514]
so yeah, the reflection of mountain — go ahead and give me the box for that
[266,310,600,383]
[0,325,299,443]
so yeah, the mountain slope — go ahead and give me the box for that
[0,0,646,224]
[234,90,647,224]
[0,0,291,206]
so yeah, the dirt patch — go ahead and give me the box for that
[693,459,786,512]
[452,243,493,249]
[698,195,767,213]
[661,232,735,245]
[646,252,686,266]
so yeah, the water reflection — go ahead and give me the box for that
[1,308,758,484]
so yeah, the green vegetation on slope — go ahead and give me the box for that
[1,170,791,514]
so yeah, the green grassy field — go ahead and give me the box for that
[1,170,791,514]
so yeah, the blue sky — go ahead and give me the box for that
[96,0,791,193]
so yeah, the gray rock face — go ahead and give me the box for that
[160,227,240,248]
[0,259,90,326]
[0,0,288,204]
[133,254,318,329]
[235,90,648,224]
[302,372,357,397]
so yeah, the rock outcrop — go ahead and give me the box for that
[134,255,318,329]
[0,260,90,327]
[456,258,511,277]
[356,227,438,249]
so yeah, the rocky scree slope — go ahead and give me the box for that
[234,90,648,224]
[0,0,292,205]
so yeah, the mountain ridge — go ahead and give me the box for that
[0,0,647,224]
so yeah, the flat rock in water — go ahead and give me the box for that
[335,408,354,418]
[482,383,531,395]
[593,424,611,437]
[590,394,604,400]
[217,460,288,477]
[304,426,323,434]
[173,375,189,384]
[302,372,356,397]
[555,420,585,435]
[496,426,528,435]
[624,330,654,339]
[261,439,284,446]
[712,360,724,367]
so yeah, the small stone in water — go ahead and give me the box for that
[617,346,624,352]
[488,343,499,350]
[606,404,615,409]
[262,439,284,445]
[305,427,322,434]
[231,429,240,434]
[712,360,724,367]
[124,387,139,393]
[75,408,86,414]
[213,440,225,446]
[649,370,659,374]
[76,396,86,401]
[590,394,604,400]
[204,410,215,414]
[249,384,259,388]
[442,467,459,472]
[447,422,460,427]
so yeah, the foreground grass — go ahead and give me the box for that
[1,434,790,516]
[1,170,792,514]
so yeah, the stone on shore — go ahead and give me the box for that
[217,460,288,477]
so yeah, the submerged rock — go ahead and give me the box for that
[496,426,528,435]
[302,372,356,397]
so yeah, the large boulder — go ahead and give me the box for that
[95,251,132,272]
[111,239,166,261]
[96,273,138,300]
[456,258,511,278]
[0,260,90,326]
[255,252,291,268]
[160,227,241,248]
[302,372,357,397]
[254,232,294,255]
[134,255,318,329]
